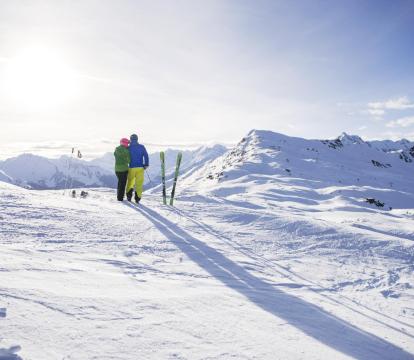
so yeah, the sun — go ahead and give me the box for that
[3,46,78,109]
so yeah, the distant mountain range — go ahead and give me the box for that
[88,144,228,184]
[0,145,228,190]
[0,153,116,190]
[1,131,414,211]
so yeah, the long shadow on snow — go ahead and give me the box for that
[169,207,414,334]
[0,308,23,360]
[130,203,413,360]
[0,347,23,360]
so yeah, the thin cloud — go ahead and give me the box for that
[77,73,113,84]
[367,108,385,116]
[377,130,414,141]
[368,96,414,112]
[366,96,414,120]
[386,116,414,128]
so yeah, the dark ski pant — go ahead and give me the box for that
[115,171,128,201]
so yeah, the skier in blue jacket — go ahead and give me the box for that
[126,133,149,203]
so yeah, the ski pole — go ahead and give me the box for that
[145,171,153,185]
[63,148,74,195]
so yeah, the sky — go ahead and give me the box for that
[0,0,413,159]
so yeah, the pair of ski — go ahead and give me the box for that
[160,152,182,206]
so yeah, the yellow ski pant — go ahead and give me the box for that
[126,167,144,197]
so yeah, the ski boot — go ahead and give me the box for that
[126,189,133,202]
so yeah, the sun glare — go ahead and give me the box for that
[3,46,78,109]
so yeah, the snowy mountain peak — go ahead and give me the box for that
[338,132,365,145]
[4,153,53,165]
[245,129,290,145]
[1,153,58,188]
[398,138,411,146]
[180,129,414,210]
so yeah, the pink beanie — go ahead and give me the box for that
[120,138,130,147]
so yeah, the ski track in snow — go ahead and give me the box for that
[0,183,413,360]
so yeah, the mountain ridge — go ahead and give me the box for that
[178,129,414,210]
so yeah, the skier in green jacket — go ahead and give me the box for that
[114,138,131,201]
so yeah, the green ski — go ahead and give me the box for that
[169,152,182,206]
[160,151,167,205]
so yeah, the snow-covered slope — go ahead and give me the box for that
[1,130,414,359]
[0,169,13,184]
[0,180,413,359]
[179,130,414,210]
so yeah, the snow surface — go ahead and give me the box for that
[1,130,414,359]
[1,193,413,358]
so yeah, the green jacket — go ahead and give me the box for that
[114,145,130,172]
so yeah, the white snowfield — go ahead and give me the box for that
[1,130,414,359]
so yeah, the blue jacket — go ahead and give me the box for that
[129,140,149,168]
